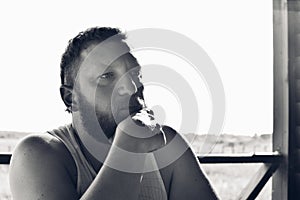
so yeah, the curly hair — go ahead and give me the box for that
[60,27,126,87]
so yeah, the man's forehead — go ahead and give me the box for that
[96,52,140,72]
[78,49,140,79]
[120,53,140,69]
[80,40,130,65]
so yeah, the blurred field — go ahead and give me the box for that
[0,131,272,200]
[202,164,271,200]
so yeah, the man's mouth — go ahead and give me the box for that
[116,104,142,115]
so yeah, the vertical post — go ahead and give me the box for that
[287,0,300,199]
[272,0,289,199]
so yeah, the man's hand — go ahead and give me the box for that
[113,108,166,153]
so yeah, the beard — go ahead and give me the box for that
[76,93,117,140]
[75,86,145,140]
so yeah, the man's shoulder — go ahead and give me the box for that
[162,125,188,146]
[162,125,177,141]
[14,133,66,158]
[11,132,76,173]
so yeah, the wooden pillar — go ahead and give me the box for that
[287,0,300,199]
[273,0,300,199]
[273,0,289,199]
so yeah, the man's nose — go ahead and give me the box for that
[117,74,137,96]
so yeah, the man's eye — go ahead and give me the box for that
[99,72,114,80]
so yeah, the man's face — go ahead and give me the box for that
[74,41,145,138]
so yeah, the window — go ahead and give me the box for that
[0,1,275,199]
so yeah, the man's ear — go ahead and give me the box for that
[60,85,78,112]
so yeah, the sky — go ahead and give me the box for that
[0,0,273,136]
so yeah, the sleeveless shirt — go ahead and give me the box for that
[48,124,168,199]
[48,124,96,196]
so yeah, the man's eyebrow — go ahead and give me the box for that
[133,64,141,70]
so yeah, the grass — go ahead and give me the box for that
[202,164,271,199]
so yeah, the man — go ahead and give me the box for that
[9,27,218,199]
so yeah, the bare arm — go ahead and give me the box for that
[9,134,79,200]
[169,148,219,200]
[80,115,165,199]
[166,130,219,200]
[79,149,144,200]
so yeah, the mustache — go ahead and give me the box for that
[116,96,144,113]
[116,88,145,114]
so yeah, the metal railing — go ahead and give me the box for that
[0,152,282,200]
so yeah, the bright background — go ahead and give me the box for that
[0,0,273,136]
